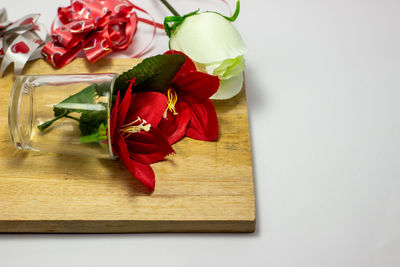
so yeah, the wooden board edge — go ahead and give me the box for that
[0,219,256,233]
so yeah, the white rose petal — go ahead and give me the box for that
[211,72,244,100]
[171,12,248,64]
[211,56,245,80]
[169,29,182,50]
[195,56,245,80]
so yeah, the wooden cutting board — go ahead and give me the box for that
[0,58,255,233]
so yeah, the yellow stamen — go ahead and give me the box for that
[120,116,151,138]
[164,88,178,118]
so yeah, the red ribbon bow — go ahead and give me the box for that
[42,0,141,68]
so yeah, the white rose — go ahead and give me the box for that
[168,5,248,100]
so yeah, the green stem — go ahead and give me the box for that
[65,115,80,122]
[37,113,80,131]
[160,0,180,16]
[37,112,68,131]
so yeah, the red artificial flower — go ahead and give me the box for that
[158,50,220,144]
[110,79,174,192]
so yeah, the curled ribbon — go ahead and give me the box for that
[42,0,161,68]
[0,8,47,76]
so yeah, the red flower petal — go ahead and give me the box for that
[164,50,196,76]
[125,127,174,164]
[186,99,219,141]
[114,131,155,191]
[158,101,191,144]
[117,85,132,127]
[110,86,159,192]
[173,72,220,103]
[131,161,155,191]
[124,92,167,126]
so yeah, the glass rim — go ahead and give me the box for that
[107,74,118,160]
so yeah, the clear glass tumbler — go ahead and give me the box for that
[8,74,118,159]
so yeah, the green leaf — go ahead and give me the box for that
[114,53,186,97]
[95,82,111,97]
[79,133,101,144]
[79,106,107,136]
[53,84,97,116]
[79,123,108,144]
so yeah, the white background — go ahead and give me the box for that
[2,0,400,266]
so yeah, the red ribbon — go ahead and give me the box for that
[42,0,233,68]
[42,0,159,68]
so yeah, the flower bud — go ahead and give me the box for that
[169,11,248,99]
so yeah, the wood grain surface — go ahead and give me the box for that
[0,58,255,233]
